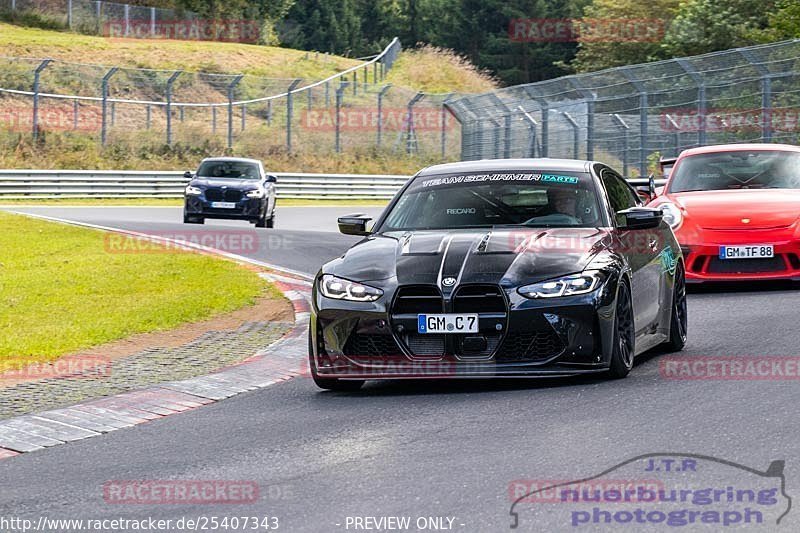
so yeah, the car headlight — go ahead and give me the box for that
[319,274,383,302]
[518,270,604,299]
[246,189,265,199]
[659,202,683,229]
[185,185,202,196]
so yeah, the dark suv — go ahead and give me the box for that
[183,157,277,228]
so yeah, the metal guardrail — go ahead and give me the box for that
[0,170,410,199]
[0,170,665,199]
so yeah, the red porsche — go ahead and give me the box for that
[647,143,800,282]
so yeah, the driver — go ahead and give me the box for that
[548,188,578,219]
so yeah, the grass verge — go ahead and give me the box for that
[0,211,270,370]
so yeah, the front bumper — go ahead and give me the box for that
[680,237,800,282]
[184,195,264,220]
[310,282,618,379]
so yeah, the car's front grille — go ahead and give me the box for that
[495,331,564,362]
[393,286,443,315]
[342,333,403,357]
[205,188,242,202]
[706,256,786,274]
[452,285,507,358]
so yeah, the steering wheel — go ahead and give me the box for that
[523,213,581,225]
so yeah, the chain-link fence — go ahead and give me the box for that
[447,39,800,176]
[0,0,245,40]
[0,38,466,160]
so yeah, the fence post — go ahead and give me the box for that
[179,106,184,123]
[676,59,706,147]
[227,75,244,149]
[111,101,116,126]
[165,70,182,145]
[663,114,681,157]
[324,81,330,107]
[620,68,649,176]
[405,93,424,155]
[517,106,539,157]
[68,0,73,29]
[738,48,773,143]
[150,7,156,37]
[124,4,130,36]
[95,1,101,34]
[569,78,595,160]
[266,100,272,126]
[72,100,79,130]
[376,84,391,148]
[563,111,580,159]
[31,59,52,141]
[99,66,117,145]
[241,103,246,132]
[611,114,630,176]
[353,70,358,96]
[146,104,151,130]
[335,81,349,153]
[441,94,454,160]
[285,78,302,153]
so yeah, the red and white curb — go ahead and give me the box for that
[0,210,316,459]
[0,274,311,458]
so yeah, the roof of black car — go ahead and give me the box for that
[417,158,594,176]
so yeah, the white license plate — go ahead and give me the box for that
[719,245,774,259]
[417,314,479,334]
[211,201,237,209]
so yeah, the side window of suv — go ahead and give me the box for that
[600,168,638,223]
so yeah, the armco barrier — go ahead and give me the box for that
[0,170,410,199]
[0,170,664,200]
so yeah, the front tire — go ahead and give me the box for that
[308,333,364,391]
[266,211,275,229]
[662,263,687,352]
[607,280,635,379]
[183,213,204,224]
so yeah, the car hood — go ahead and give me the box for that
[325,228,612,287]
[190,178,260,190]
[670,190,800,229]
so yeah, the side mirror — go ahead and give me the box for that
[265,174,278,183]
[338,214,372,236]
[617,207,663,230]
[183,171,193,179]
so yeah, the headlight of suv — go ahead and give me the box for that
[246,189,265,199]
[319,274,383,302]
[518,270,604,299]
[659,202,683,229]
[185,185,202,196]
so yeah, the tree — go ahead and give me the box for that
[661,0,775,58]
[569,0,681,73]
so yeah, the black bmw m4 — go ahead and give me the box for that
[309,159,687,391]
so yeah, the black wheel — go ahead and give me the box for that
[607,280,635,379]
[254,214,267,228]
[266,211,275,229]
[308,333,364,391]
[183,213,204,224]
[662,263,687,352]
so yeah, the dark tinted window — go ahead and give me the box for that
[379,170,604,231]
[197,161,261,180]
[600,168,638,215]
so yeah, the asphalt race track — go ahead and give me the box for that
[2,205,800,531]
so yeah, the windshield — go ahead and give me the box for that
[379,171,604,231]
[669,150,800,192]
[196,161,260,180]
